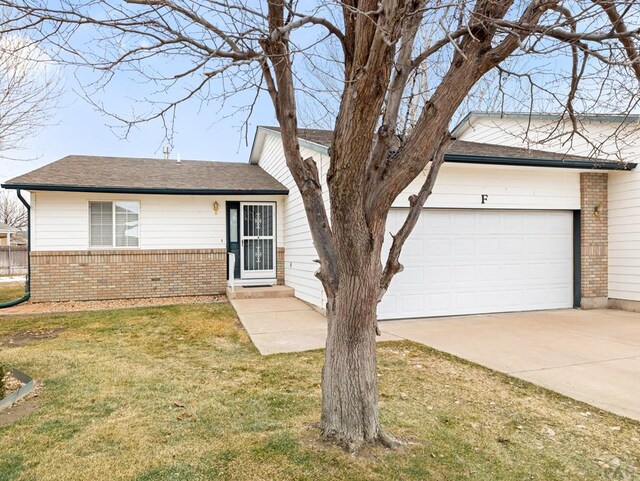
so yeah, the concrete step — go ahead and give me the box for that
[226,285,294,300]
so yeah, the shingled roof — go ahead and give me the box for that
[2,156,288,194]
[260,126,634,170]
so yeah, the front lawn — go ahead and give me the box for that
[0,303,638,480]
[0,282,25,303]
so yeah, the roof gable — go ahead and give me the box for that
[250,126,330,164]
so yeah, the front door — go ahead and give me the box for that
[226,202,241,279]
[240,202,276,279]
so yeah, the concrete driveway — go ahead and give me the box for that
[382,309,640,422]
[231,297,640,421]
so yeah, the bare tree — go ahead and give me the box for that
[0,190,26,230]
[0,23,60,157]
[2,0,639,451]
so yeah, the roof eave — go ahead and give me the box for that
[450,112,477,138]
[249,126,267,164]
[1,183,289,195]
[452,111,640,131]
[251,126,330,164]
[444,153,636,170]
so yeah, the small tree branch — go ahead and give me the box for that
[591,0,640,82]
[367,1,425,194]
[379,139,449,299]
[272,12,346,51]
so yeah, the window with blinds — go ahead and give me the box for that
[89,201,140,248]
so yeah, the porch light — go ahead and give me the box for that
[213,201,219,214]
[594,204,601,218]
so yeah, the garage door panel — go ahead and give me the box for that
[478,264,501,282]
[452,212,476,233]
[503,214,525,233]
[527,263,549,280]
[477,238,501,255]
[525,238,548,255]
[546,240,568,257]
[426,239,450,256]
[503,263,524,280]
[402,265,424,284]
[477,213,501,232]
[428,211,451,232]
[427,266,450,283]
[454,238,475,255]
[547,262,571,281]
[502,238,524,255]
[425,292,451,311]
[403,237,423,257]
[547,213,574,233]
[453,265,476,283]
[452,291,478,309]
[527,214,547,232]
[379,209,573,320]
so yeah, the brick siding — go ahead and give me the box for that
[580,173,608,308]
[277,247,285,285]
[30,249,227,302]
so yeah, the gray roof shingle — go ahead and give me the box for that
[3,155,288,194]
[262,126,632,168]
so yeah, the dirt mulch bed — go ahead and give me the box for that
[0,295,226,316]
[0,397,39,426]
[0,371,42,426]
[0,327,66,347]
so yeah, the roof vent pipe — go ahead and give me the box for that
[163,146,170,160]
[176,153,181,165]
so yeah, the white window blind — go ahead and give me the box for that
[89,201,140,248]
[89,202,113,247]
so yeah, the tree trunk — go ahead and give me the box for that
[320,264,391,451]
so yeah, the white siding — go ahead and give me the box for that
[258,135,330,307]
[456,115,640,303]
[32,191,285,251]
[609,168,640,301]
[257,130,581,310]
[398,163,580,210]
[457,116,640,162]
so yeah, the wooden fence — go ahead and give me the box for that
[0,246,27,275]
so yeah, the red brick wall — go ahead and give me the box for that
[30,249,227,302]
[580,173,608,308]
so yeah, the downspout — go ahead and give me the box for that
[0,189,30,307]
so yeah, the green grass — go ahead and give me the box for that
[0,303,639,480]
[0,282,24,303]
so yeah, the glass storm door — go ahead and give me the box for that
[240,202,276,279]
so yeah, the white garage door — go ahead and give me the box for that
[378,209,574,320]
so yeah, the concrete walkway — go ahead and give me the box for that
[230,297,402,355]
[232,298,640,421]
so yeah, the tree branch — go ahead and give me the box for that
[379,139,449,299]
[591,0,640,82]
[262,0,338,294]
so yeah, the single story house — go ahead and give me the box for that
[3,112,640,319]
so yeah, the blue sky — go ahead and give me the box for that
[1,3,631,185]
[0,7,339,185]
[0,68,279,183]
